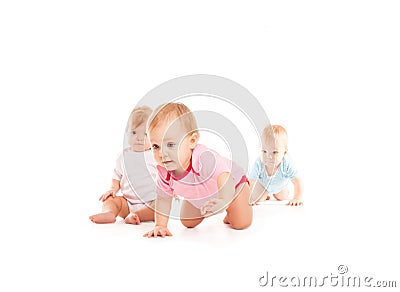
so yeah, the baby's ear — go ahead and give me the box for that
[189,132,199,149]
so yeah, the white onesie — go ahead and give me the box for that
[112,148,157,211]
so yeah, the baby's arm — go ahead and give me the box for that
[200,172,235,216]
[144,195,173,238]
[99,179,120,201]
[288,177,304,206]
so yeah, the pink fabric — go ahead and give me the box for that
[235,175,250,189]
[156,144,245,209]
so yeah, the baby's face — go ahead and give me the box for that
[128,123,150,152]
[261,136,287,170]
[150,117,197,176]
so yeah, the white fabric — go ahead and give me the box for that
[112,148,157,205]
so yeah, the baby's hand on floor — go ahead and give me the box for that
[200,198,227,217]
[143,226,172,238]
[251,195,270,205]
[287,198,303,206]
[99,190,117,201]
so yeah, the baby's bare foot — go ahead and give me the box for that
[124,213,141,225]
[89,212,116,224]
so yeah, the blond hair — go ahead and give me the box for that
[262,125,288,150]
[148,102,199,136]
[127,106,153,132]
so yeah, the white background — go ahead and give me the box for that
[1,1,399,291]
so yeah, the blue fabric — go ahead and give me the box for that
[248,156,299,194]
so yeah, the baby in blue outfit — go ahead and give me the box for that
[248,125,304,206]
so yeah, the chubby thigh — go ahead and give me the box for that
[179,182,253,230]
[180,200,204,228]
[127,200,155,212]
[225,182,253,230]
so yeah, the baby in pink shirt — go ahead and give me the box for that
[157,144,248,209]
[144,102,253,238]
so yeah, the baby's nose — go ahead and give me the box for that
[161,147,171,158]
[263,152,272,159]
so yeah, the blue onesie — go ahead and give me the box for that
[248,156,299,194]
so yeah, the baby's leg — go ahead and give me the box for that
[124,202,155,225]
[273,187,289,201]
[249,181,270,205]
[224,183,253,230]
[89,196,129,224]
[180,201,204,228]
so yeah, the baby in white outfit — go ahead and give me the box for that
[89,106,157,224]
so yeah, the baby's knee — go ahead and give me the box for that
[180,218,202,228]
[230,218,252,230]
[274,189,289,201]
[103,196,117,205]
[104,196,118,202]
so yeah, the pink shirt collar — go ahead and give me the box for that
[157,144,207,182]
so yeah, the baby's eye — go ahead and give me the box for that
[132,131,137,135]
[152,144,159,150]
[167,143,176,148]
[262,150,267,153]
[273,151,279,155]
